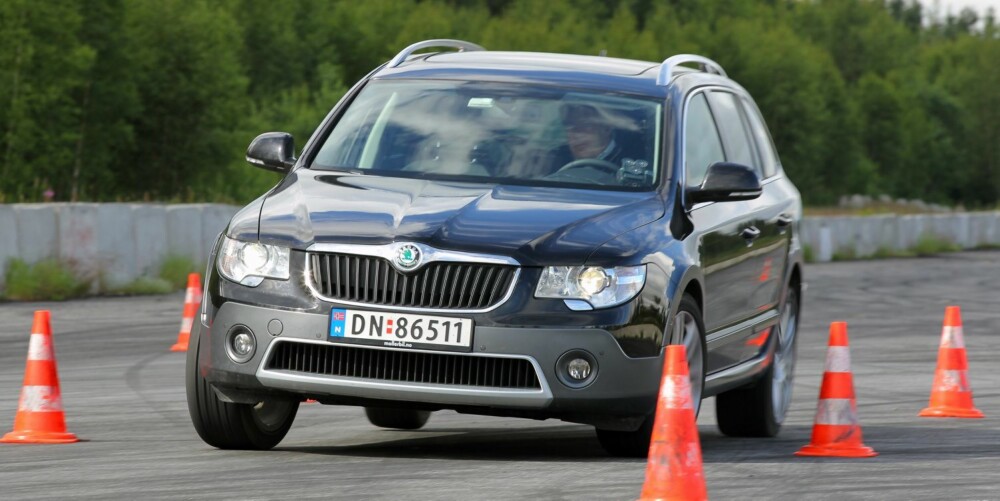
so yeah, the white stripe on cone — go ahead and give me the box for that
[658,374,693,410]
[940,326,965,349]
[815,398,858,426]
[18,385,64,412]
[179,317,194,334]
[27,333,53,361]
[824,346,852,373]
[184,288,195,304]
[937,370,970,392]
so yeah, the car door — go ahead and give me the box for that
[684,91,756,372]
[740,96,794,316]
[706,90,790,313]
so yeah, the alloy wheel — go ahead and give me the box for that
[674,310,704,413]
[771,289,799,424]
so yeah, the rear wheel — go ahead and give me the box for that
[595,294,706,457]
[364,407,431,430]
[716,285,799,437]
[186,327,299,450]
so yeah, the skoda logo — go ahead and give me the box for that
[395,244,422,270]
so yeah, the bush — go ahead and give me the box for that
[158,255,200,290]
[3,259,90,301]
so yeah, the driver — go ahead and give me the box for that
[550,102,624,170]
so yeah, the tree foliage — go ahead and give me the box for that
[0,0,998,206]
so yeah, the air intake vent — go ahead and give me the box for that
[266,341,541,390]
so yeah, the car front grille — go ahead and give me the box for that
[265,341,541,390]
[307,252,517,310]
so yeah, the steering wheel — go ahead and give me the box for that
[555,158,620,175]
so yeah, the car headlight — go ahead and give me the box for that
[535,265,646,309]
[217,236,290,287]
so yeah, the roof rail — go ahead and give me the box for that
[387,39,486,68]
[656,54,727,86]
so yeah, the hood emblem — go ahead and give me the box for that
[395,244,422,271]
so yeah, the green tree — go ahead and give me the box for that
[0,0,94,201]
[122,0,248,199]
[71,0,140,201]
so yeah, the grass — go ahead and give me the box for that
[3,254,201,301]
[158,254,200,289]
[109,276,175,295]
[831,247,857,261]
[870,246,916,259]
[972,242,1000,251]
[911,234,961,256]
[802,244,815,263]
[823,233,963,262]
[3,259,91,301]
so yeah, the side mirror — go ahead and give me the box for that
[686,162,762,204]
[246,132,295,173]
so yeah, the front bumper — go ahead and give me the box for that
[200,301,664,421]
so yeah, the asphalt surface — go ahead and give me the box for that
[1,252,999,500]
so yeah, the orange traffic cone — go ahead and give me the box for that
[170,272,202,352]
[639,344,707,501]
[919,306,983,418]
[796,322,876,458]
[2,311,79,444]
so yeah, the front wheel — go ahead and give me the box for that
[596,294,706,457]
[716,285,800,437]
[186,328,299,450]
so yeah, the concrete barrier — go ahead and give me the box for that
[1,204,999,289]
[799,212,1000,262]
[15,205,59,263]
[0,203,238,289]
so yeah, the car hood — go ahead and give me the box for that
[253,170,664,265]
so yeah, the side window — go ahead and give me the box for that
[684,93,725,188]
[741,99,779,179]
[707,91,758,172]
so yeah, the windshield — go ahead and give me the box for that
[311,80,662,191]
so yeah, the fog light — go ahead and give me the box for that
[567,358,591,380]
[226,325,256,363]
[233,333,253,356]
[556,350,598,388]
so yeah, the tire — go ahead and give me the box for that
[364,407,431,430]
[596,294,707,457]
[716,285,800,437]
[186,325,299,450]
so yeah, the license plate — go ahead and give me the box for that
[329,308,473,352]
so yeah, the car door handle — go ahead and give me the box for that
[776,214,794,227]
[741,226,761,241]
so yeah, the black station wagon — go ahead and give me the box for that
[186,40,804,456]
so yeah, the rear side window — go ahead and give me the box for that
[740,99,779,178]
[707,91,758,172]
[684,93,725,188]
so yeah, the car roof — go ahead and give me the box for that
[373,51,705,98]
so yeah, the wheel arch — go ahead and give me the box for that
[663,264,704,346]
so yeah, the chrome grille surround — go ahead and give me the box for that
[303,242,520,313]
